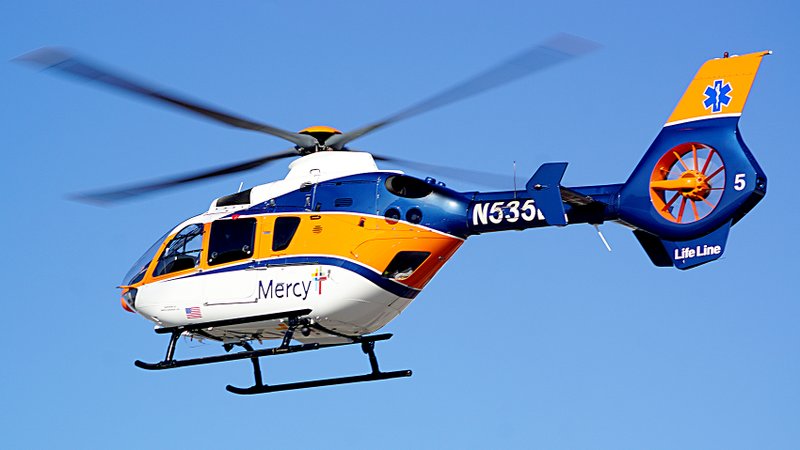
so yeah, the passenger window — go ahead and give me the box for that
[208,218,256,266]
[272,216,301,251]
[153,224,204,277]
[385,175,434,198]
[382,251,431,280]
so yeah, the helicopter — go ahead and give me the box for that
[17,35,771,395]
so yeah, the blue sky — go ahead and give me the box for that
[2,1,798,448]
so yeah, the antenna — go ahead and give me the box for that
[513,161,517,199]
[594,225,612,252]
[237,182,244,193]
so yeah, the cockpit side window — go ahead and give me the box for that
[208,218,256,266]
[153,224,204,277]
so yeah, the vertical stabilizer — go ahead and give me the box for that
[618,51,770,268]
[665,51,771,127]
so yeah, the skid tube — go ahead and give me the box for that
[134,309,412,394]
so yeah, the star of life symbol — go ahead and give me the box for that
[703,79,733,113]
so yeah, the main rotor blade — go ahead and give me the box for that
[15,48,317,148]
[73,149,299,204]
[371,153,514,189]
[327,33,600,150]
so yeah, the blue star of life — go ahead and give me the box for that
[703,79,732,113]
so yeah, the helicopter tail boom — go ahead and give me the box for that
[467,51,770,270]
[466,173,618,234]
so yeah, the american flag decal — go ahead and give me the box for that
[185,306,202,319]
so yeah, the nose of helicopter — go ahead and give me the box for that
[121,298,134,312]
[120,288,137,313]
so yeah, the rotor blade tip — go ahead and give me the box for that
[13,47,72,69]
[544,33,602,56]
[67,192,114,207]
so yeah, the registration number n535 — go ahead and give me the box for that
[471,199,544,226]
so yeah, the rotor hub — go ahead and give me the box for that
[299,126,341,143]
[676,170,712,201]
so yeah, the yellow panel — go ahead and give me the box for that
[256,213,463,289]
[665,51,771,126]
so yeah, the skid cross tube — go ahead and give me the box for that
[239,342,263,387]
[135,341,322,370]
[164,331,180,362]
[280,316,306,349]
[134,334,397,370]
[135,309,314,370]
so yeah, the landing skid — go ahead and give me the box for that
[134,309,412,394]
[225,338,412,395]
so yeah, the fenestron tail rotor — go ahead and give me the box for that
[649,143,726,224]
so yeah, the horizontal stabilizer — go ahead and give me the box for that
[526,162,568,226]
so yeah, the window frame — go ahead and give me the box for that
[272,216,302,252]
[207,218,257,267]
[151,223,205,279]
[385,175,434,199]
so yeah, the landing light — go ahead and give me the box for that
[121,288,137,313]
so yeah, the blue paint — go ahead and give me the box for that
[618,117,767,241]
[525,162,568,226]
[662,220,731,269]
[703,80,733,112]
[234,172,474,237]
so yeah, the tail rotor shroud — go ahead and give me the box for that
[649,142,726,224]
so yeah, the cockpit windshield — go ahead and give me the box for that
[122,230,171,286]
[152,224,203,277]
